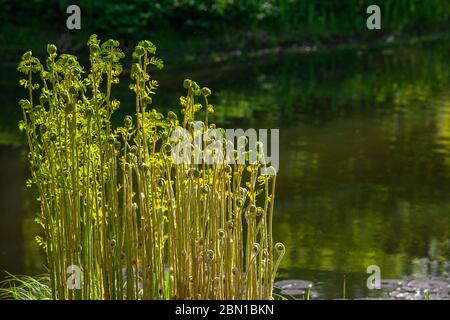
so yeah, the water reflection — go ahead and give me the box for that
[1,40,450,298]
[0,147,42,277]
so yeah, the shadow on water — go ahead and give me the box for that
[1,39,450,299]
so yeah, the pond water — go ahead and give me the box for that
[1,39,450,299]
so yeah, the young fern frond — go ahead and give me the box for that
[16,35,284,300]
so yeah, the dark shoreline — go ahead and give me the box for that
[1,26,449,68]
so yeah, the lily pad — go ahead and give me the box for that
[274,279,313,290]
[280,289,306,296]
[407,279,449,294]
[380,279,405,289]
[388,291,422,300]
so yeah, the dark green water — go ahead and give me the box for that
[1,40,450,299]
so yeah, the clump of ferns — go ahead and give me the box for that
[17,35,285,300]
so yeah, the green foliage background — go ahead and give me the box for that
[1,0,449,38]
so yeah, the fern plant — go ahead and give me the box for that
[16,35,284,300]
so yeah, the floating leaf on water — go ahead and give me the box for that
[407,279,449,293]
[380,279,405,289]
[280,289,305,296]
[274,279,313,290]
